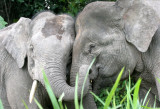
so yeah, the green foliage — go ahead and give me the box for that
[0,67,158,109]
[94,71,158,109]
[40,66,157,109]
[1,0,116,24]
[80,57,96,109]
[42,69,60,109]
[133,78,141,109]
[95,77,131,108]
[13,0,46,20]
[50,0,95,16]
[11,0,25,3]
[34,98,43,109]
[58,93,65,109]
[104,67,125,108]
[90,91,105,106]
[0,16,7,29]
[75,74,80,109]
[22,100,29,109]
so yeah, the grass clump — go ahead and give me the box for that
[34,65,159,109]
[0,60,158,109]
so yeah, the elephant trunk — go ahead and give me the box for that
[45,63,90,101]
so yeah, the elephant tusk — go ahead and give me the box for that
[29,80,37,103]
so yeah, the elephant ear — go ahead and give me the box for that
[122,3,160,52]
[2,17,31,68]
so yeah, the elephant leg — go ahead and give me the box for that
[5,68,38,109]
[139,87,160,107]
[82,92,97,109]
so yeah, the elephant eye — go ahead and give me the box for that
[88,44,95,54]
[29,44,34,52]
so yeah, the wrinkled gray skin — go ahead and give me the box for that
[70,0,160,108]
[0,12,87,109]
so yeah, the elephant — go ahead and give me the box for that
[69,0,160,108]
[0,11,88,109]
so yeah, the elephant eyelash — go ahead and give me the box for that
[89,44,95,54]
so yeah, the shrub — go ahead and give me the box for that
[0,16,7,29]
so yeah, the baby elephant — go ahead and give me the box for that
[70,0,160,108]
[0,11,76,109]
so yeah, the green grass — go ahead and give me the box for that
[34,98,43,109]
[0,65,158,109]
[80,57,96,109]
[104,67,125,109]
[22,99,29,109]
[75,74,80,109]
[42,69,60,109]
[38,66,159,108]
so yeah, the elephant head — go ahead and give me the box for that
[70,0,160,94]
[2,12,89,102]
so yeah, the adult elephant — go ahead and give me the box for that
[0,11,89,109]
[70,0,160,108]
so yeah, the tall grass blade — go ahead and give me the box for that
[126,83,130,108]
[58,92,65,102]
[80,57,96,108]
[90,91,105,106]
[104,67,125,109]
[133,78,142,109]
[0,99,4,109]
[114,105,122,109]
[42,70,60,109]
[153,96,157,108]
[145,99,150,107]
[127,73,131,109]
[142,89,151,106]
[113,94,116,108]
[58,93,65,109]
[59,102,64,109]
[126,85,130,109]
[65,105,68,109]
[120,85,136,104]
[75,74,79,109]
[34,98,43,109]
[22,100,28,109]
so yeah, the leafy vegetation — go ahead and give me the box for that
[0,67,158,109]
[0,0,116,24]
[0,16,7,29]
[37,67,158,109]
[95,77,135,109]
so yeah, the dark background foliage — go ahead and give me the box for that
[0,0,115,24]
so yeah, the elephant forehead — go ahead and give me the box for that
[42,16,65,38]
[76,3,123,41]
[77,2,122,28]
[79,25,124,45]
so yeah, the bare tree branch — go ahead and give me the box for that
[3,0,10,23]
